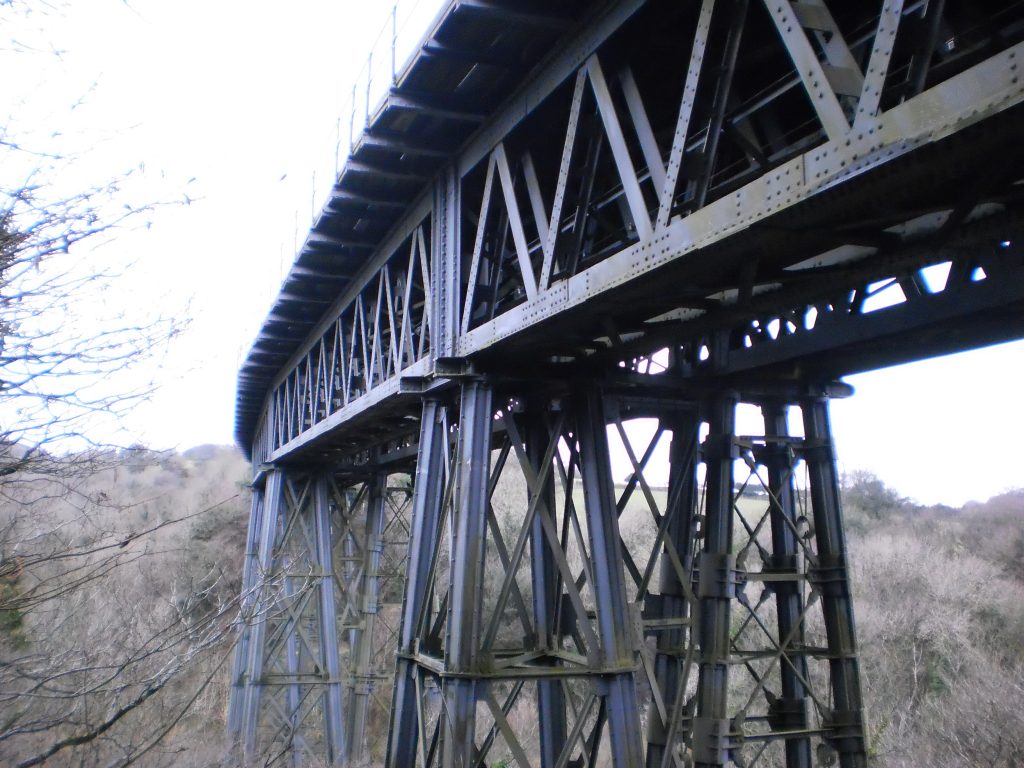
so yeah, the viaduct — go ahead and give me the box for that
[228,1,1024,765]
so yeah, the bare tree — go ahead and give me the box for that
[0,144,184,482]
[0,6,249,764]
[0,450,250,768]
[0,169,245,761]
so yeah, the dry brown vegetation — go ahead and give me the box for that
[2,451,1021,766]
[0,445,250,767]
[845,482,1024,767]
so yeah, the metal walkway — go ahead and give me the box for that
[229,1,1024,765]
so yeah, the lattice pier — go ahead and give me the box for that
[229,467,411,765]
[229,378,865,768]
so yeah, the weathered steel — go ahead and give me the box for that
[441,380,492,767]
[802,396,867,767]
[576,388,646,766]
[240,469,282,760]
[386,398,447,768]
[526,411,567,768]
[314,476,347,764]
[343,472,383,760]
[231,1,1024,764]
[644,406,700,768]
[694,393,739,767]
[762,402,813,768]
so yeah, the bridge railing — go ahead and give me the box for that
[295,0,444,248]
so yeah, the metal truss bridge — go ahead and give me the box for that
[228,1,1024,765]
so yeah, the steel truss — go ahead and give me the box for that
[370,376,860,768]
[231,1,1024,766]
[228,467,412,765]
[240,0,1024,463]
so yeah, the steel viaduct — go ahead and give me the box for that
[228,1,1024,765]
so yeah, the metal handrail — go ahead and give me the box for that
[241,0,445,369]
[302,0,442,250]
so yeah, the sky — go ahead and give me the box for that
[2,0,1022,507]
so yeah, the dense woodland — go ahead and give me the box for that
[0,445,251,767]
[0,447,1021,766]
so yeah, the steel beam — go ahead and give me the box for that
[314,475,347,764]
[344,471,386,761]
[526,412,567,768]
[227,486,265,739]
[387,89,487,123]
[801,395,867,767]
[240,469,284,760]
[435,165,459,358]
[441,380,493,767]
[282,553,302,768]
[645,408,700,768]
[693,0,748,210]
[385,398,447,768]
[576,388,645,767]
[457,0,574,31]
[693,393,738,767]
[762,403,813,768]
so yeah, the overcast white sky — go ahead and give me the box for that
[3,1,1022,506]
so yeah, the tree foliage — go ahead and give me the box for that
[842,469,909,519]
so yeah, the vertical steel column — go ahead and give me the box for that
[241,469,285,759]
[762,403,812,768]
[526,412,567,768]
[314,475,347,765]
[694,394,738,767]
[386,398,448,768]
[801,396,867,767]
[227,484,265,738]
[346,471,387,762]
[434,164,460,358]
[646,409,701,768]
[576,389,645,767]
[442,380,493,767]
[282,554,302,768]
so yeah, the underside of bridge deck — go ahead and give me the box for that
[229,1,1024,765]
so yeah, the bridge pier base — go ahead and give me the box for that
[230,380,865,768]
[227,465,411,766]
[683,386,866,767]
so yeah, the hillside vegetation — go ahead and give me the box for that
[1,449,1021,766]
[0,445,251,767]
[843,478,1024,767]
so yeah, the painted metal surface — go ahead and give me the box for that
[231,1,1024,765]
[239,0,1024,465]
